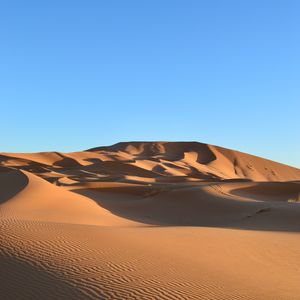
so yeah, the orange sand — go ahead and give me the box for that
[1,142,300,299]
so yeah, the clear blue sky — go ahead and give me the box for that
[0,1,299,167]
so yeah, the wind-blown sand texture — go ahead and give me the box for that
[1,141,300,299]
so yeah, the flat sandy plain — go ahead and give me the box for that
[1,142,300,299]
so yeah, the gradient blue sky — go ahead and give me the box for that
[0,1,299,167]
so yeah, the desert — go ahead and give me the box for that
[1,141,300,299]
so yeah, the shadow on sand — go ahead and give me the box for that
[72,183,300,232]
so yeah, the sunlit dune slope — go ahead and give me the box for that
[0,167,134,226]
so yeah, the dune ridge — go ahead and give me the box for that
[1,141,300,299]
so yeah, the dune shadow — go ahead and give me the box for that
[230,181,300,202]
[0,167,29,205]
[53,157,82,168]
[72,184,300,232]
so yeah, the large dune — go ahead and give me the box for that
[1,142,300,299]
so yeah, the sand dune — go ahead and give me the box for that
[1,141,300,299]
[0,168,133,226]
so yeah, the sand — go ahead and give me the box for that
[1,141,300,299]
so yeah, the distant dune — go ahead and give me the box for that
[1,142,300,299]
